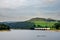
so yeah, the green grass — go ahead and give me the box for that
[31,20,57,28]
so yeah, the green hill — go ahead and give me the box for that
[27,17,58,28]
[0,17,59,29]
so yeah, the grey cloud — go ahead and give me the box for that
[0,0,60,21]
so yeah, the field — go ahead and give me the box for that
[31,20,57,28]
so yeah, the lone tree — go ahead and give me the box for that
[0,24,10,30]
[54,22,60,29]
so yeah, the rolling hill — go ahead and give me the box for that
[0,17,59,29]
[26,17,58,28]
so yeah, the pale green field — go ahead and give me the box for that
[31,20,57,28]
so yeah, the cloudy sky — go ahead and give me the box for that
[0,0,60,22]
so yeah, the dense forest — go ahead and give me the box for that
[0,24,10,30]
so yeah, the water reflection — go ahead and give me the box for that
[37,35,46,37]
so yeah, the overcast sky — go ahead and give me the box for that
[0,0,60,22]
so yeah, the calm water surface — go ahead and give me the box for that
[0,30,60,40]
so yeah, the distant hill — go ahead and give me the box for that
[28,17,46,21]
[0,21,35,29]
[26,17,59,28]
[27,17,56,22]
[0,17,60,29]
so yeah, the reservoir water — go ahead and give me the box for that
[0,30,60,40]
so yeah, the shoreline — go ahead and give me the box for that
[47,30,60,32]
[0,30,10,32]
[0,29,60,32]
[12,29,60,32]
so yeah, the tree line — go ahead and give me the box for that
[0,24,10,30]
[0,22,60,30]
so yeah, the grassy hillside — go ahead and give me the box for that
[32,21,56,28]
[27,17,57,28]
